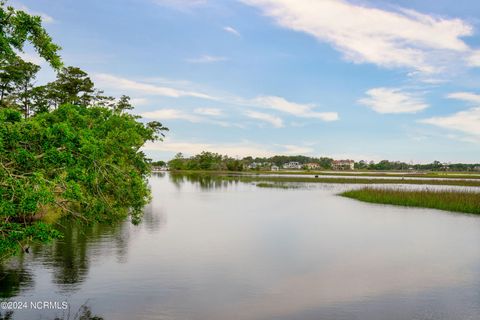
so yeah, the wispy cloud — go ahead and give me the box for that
[446,92,480,104]
[93,73,214,99]
[253,96,339,121]
[467,50,480,67]
[194,108,223,116]
[17,52,45,65]
[141,108,236,127]
[141,109,203,123]
[245,110,284,128]
[241,0,477,74]
[186,55,228,63]
[358,88,428,114]
[93,73,338,125]
[420,107,480,140]
[144,139,313,157]
[224,26,241,37]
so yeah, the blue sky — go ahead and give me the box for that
[14,0,480,163]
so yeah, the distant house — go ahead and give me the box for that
[271,165,279,171]
[248,162,260,169]
[474,166,480,172]
[283,161,302,170]
[305,163,320,170]
[332,159,355,170]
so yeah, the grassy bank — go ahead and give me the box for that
[340,188,480,214]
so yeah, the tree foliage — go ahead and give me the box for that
[0,0,62,69]
[0,1,168,259]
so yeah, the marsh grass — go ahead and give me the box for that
[340,188,480,214]
[256,183,299,189]
[231,175,480,187]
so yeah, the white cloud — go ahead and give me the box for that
[253,96,339,121]
[141,109,203,123]
[144,139,312,157]
[130,98,150,106]
[141,108,237,127]
[93,73,214,100]
[241,0,476,74]
[186,55,228,63]
[245,110,284,128]
[93,74,338,125]
[420,107,480,138]
[446,92,480,104]
[467,50,480,67]
[358,88,428,114]
[194,108,223,116]
[278,144,314,155]
[224,26,241,36]
[17,52,44,65]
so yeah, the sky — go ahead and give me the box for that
[13,0,480,163]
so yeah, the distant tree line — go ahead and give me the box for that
[355,160,480,171]
[166,152,480,172]
[168,152,244,171]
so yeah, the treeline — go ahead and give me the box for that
[168,152,244,171]
[356,160,480,171]
[0,2,167,259]
[167,152,334,171]
[166,152,480,172]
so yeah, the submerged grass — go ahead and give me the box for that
[340,188,480,214]
[256,182,299,189]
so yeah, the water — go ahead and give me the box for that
[1,173,480,320]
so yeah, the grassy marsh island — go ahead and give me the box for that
[211,173,480,187]
[341,188,480,215]
[255,182,299,189]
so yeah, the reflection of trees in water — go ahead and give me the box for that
[0,257,33,299]
[142,203,166,234]
[169,172,241,190]
[0,311,13,320]
[1,199,168,297]
[1,219,131,295]
[151,172,166,178]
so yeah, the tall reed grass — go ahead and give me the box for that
[341,188,480,214]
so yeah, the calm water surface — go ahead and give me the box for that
[1,173,480,320]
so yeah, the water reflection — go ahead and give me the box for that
[0,259,32,299]
[1,173,479,320]
[168,172,242,190]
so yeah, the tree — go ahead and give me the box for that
[0,1,62,69]
[49,66,95,107]
[0,105,168,258]
[14,59,40,118]
[115,95,134,113]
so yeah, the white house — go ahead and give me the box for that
[305,163,320,170]
[332,160,355,170]
[271,165,279,171]
[283,161,302,170]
